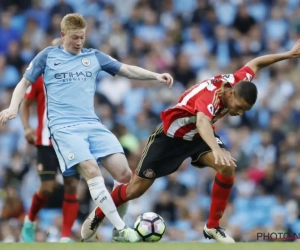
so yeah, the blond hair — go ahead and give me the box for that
[60,13,87,33]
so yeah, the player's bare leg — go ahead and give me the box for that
[195,149,235,243]
[78,159,140,242]
[81,173,154,241]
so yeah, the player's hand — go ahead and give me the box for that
[289,39,300,58]
[155,73,173,88]
[24,127,36,145]
[0,108,17,126]
[212,147,237,167]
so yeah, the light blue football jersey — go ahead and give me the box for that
[24,46,121,134]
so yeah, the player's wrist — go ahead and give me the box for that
[7,106,18,116]
[286,51,296,59]
[153,73,160,80]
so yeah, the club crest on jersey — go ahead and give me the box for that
[143,169,156,178]
[82,58,91,67]
[68,153,75,161]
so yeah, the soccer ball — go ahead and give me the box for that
[134,212,166,242]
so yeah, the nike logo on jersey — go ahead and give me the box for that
[54,62,61,66]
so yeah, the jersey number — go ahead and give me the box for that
[178,80,216,106]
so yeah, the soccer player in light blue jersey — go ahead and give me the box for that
[0,13,173,242]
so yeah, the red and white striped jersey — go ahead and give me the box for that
[161,66,255,141]
[24,76,52,146]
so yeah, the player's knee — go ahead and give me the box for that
[79,162,101,179]
[217,164,236,177]
[115,168,132,184]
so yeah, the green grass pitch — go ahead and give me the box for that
[0,243,299,250]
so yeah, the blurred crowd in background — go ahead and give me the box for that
[1,0,300,243]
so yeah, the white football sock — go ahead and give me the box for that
[113,180,129,219]
[87,176,125,230]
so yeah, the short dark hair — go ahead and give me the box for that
[234,80,257,106]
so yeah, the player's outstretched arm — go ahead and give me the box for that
[117,64,173,88]
[196,112,236,167]
[0,77,31,125]
[246,39,300,74]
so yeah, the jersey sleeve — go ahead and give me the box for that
[194,90,216,121]
[218,66,255,87]
[23,47,52,83]
[94,50,122,76]
[232,66,255,86]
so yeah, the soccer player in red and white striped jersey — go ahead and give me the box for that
[23,76,51,146]
[19,40,79,243]
[82,41,300,242]
[161,66,255,141]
